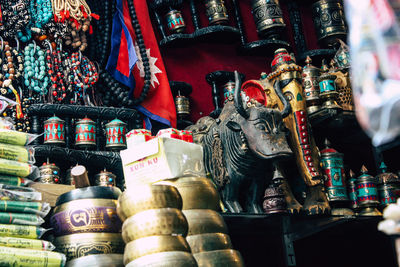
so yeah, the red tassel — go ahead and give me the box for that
[89,25,93,34]
[54,14,58,23]
[66,10,70,18]
[74,19,80,29]
[90,13,100,20]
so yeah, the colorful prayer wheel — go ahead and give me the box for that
[356,166,381,216]
[205,0,229,25]
[376,162,400,209]
[165,9,186,34]
[44,116,65,145]
[302,56,321,114]
[39,162,61,184]
[320,139,349,202]
[223,81,236,103]
[348,170,359,211]
[105,119,127,151]
[251,0,286,38]
[312,0,347,47]
[318,60,341,110]
[75,117,96,149]
[95,170,117,187]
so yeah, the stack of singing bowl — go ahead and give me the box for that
[117,184,198,267]
[50,186,125,267]
[157,177,246,267]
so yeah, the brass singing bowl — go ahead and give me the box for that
[186,233,233,253]
[53,198,118,214]
[117,184,182,221]
[125,251,198,267]
[122,208,188,243]
[155,177,220,210]
[66,253,124,267]
[193,249,245,267]
[183,209,228,235]
[53,233,124,260]
[123,235,191,265]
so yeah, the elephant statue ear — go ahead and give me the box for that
[241,80,267,106]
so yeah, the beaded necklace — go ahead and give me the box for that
[30,0,53,33]
[0,0,31,39]
[23,41,49,96]
[46,40,67,103]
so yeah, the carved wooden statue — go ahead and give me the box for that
[188,72,293,213]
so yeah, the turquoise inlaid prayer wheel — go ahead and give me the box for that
[75,117,96,149]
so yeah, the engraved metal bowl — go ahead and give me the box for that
[186,233,233,253]
[122,208,188,243]
[183,209,228,236]
[123,235,191,265]
[117,185,182,221]
[54,233,124,261]
[155,177,220,210]
[193,249,245,267]
[65,253,124,267]
[125,251,197,267]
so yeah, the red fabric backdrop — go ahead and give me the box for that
[155,0,320,123]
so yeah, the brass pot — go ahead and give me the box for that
[193,249,245,267]
[125,251,197,267]
[183,209,228,236]
[123,235,191,265]
[117,185,182,221]
[122,208,188,243]
[186,233,232,253]
[66,253,124,267]
[53,233,124,261]
[155,177,220,210]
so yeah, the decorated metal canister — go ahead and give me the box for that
[302,56,321,114]
[44,116,65,145]
[320,139,349,202]
[251,0,286,38]
[105,119,127,151]
[312,0,347,47]
[95,170,116,187]
[223,81,236,103]
[39,162,61,184]
[75,117,96,148]
[205,0,229,25]
[348,170,359,210]
[165,9,186,34]
[156,128,181,139]
[356,165,381,216]
[376,162,400,209]
[318,60,341,109]
[126,129,152,149]
[175,95,190,118]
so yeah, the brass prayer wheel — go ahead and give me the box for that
[121,208,188,243]
[186,233,233,254]
[39,162,61,184]
[75,117,96,149]
[193,249,245,267]
[376,162,400,209]
[125,251,197,267]
[205,0,229,25]
[251,0,286,38]
[263,185,287,214]
[105,119,127,151]
[53,233,124,261]
[165,9,186,34]
[95,170,117,187]
[348,170,359,211]
[123,236,191,265]
[155,177,220,210]
[175,95,190,117]
[44,116,65,145]
[183,209,228,236]
[312,0,347,47]
[318,61,341,110]
[116,185,182,222]
[302,56,321,114]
